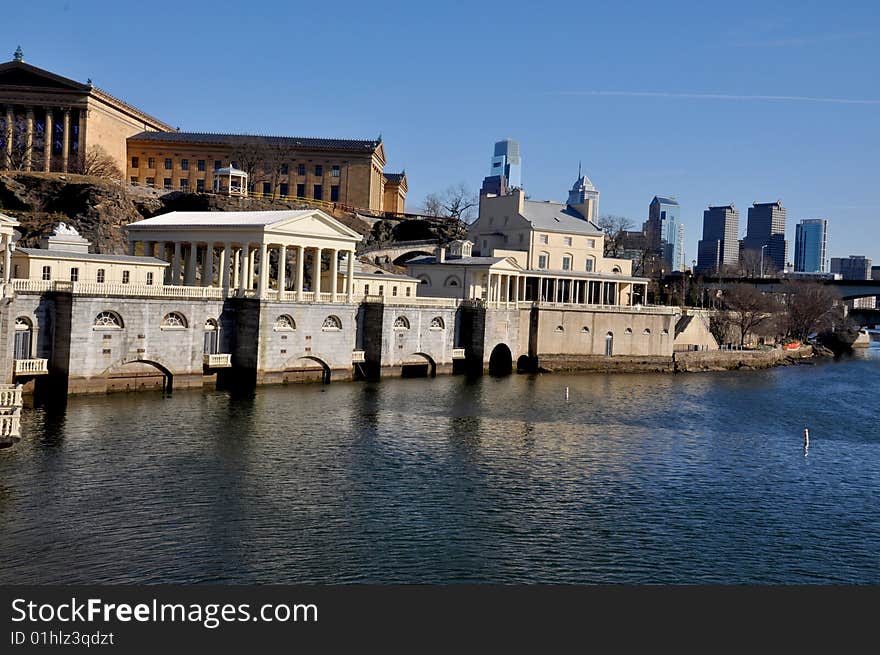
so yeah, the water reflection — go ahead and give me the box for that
[0,349,878,584]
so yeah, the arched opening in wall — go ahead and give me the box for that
[605,332,614,357]
[284,356,332,385]
[488,343,513,376]
[393,251,433,267]
[104,359,174,394]
[401,353,436,378]
[516,354,537,374]
[13,317,33,360]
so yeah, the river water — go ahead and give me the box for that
[1,347,878,584]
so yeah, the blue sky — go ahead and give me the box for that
[4,0,879,263]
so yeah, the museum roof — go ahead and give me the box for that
[520,200,603,236]
[406,255,514,267]
[128,210,315,228]
[128,131,382,152]
[16,248,168,265]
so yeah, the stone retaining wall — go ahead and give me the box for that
[673,346,814,372]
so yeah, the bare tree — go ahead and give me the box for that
[229,140,268,191]
[74,145,122,180]
[721,284,780,347]
[422,183,478,221]
[737,248,778,278]
[261,144,291,198]
[777,282,843,341]
[597,214,633,257]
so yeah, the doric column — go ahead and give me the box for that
[185,243,198,285]
[4,106,13,170]
[329,248,338,298]
[505,274,511,306]
[43,108,52,172]
[346,249,355,302]
[172,241,182,285]
[247,246,256,289]
[61,109,70,172]
[24,107,34,171]
[77,108,87,170]
[295,245,304,298]
[238,243,251,291]
[257,242,269,297]
[221,243,232,293]
[3,234,10,282]
[204,242,214,287]
[495,274,501,305]
[277,245,287,293]
[312,247,322,296]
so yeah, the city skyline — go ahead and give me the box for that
[3,1,878,263]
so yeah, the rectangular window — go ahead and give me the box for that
[163,178,172,189]
[196,179,205,192]
[181,158,189,171]
[331,165,340,177]
[314,165,323,177]
[146,177,155,187]
[96,269,105,283]
[130,177,138,184]
[131,156,139,168]
[586,259,594,272]
[587,238,596,248]
[279,183,289,197]
[538,255,548,269]
[179,179,189,190]
[297,163,306,176]
[562,256,572,271]
[392,286,398,296]
[164,158,172,170]
[147,157,155,168]
[41,266,51,281]
[70,267,79,282]
[197,159,205,172]
[214,160,222,171]
[330,185,339,202]
[405,287,411,296]
[262,182,272,195]
[122,271,130,284]
[564,237,572,246]
[281,164,289,175]
[146,272,154,286]
[364,284,370,295]
[313,184,323,200]
[378,285,384,295]
[296,183,305,197]
[539,234,548,244]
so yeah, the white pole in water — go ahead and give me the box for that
[804,428,810,448]
[565,386,569,400]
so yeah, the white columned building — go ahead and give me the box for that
[126,209,363,302]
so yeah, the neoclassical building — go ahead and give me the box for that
[0,48,172,174]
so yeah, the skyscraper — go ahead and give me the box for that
[741,201,787,273]
[794,218,828,273]
[482,138,521,192]
[566,166,599,222]
[646,196,683,272]
[696,204,739,275]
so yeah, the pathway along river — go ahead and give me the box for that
[1,348,878,584]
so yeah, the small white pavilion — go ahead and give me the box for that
[126,209,363,301]
[212,165,248,197]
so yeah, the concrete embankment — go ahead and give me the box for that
[673,346,815,372]
[536,355,674,374]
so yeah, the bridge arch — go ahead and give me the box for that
[392,250,433,266]
[282,353,332,384]
[104,355,175,393]
[401,352,437,378]
[488,343,513,376]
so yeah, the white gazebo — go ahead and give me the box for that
[212,165,248,197]
[126,209,363,302]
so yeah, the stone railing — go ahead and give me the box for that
[352,350,366,363]
[526,301,679,315]
[14,358,49,375]
[0,412,21,438]
[203,353,232,368]
[0,384,23,409]
[363,294,459,308]
[451,348,466,359]
[12,279,225,299]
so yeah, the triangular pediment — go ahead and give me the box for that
[0,212,21,227]
[0,61,89,91]
[267,210,363,241]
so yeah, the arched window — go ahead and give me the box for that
[612,266,622,274]
[538,252,550,269]
[322,315,342,331]
[562,254,573,271]
[418,275,431,286]
[661,328,669,336]
[554,325,564,333]
[581,326,590,333]
[204,319,219,355]
[430,316,445,330]
[643,328,652,336]
[93,311,123,330]
[161,312,188,329]
[625,327,633,335]
[393,316,410,330]
[14,317,33,360]
[444,276,461,287]
[274,314,296,331]
[585,256,596,273]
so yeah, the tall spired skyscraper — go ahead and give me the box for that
[566,163,599,222]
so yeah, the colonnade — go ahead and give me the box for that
[485,272,643,307]
[0,232,13,283]
[129,239,356,301]
[2,105,83,172]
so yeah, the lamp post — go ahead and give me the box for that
[760,244,768,278]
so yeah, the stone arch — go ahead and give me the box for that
[488,343,513,376]
[444,275,462,288]
[283,353,332,384]
[401,352,437,378]
[393,250,433,266]
[105,355,175,393]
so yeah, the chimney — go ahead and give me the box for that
[436,246,446,264]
